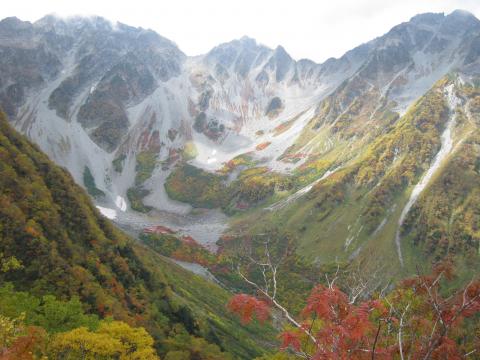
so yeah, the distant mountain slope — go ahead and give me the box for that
[1,10,480,278]
[227,75,480,279]
[0,111,275,359]
[1,11,479,220]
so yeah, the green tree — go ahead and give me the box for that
[31,295,99,333]
[0,253,22,273]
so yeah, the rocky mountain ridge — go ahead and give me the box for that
[1,10,480,261]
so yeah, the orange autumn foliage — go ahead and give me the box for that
[228,265,480,360]
[227,294,270,325]
[256,142,271,151]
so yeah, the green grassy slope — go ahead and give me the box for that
[226,76,480,280]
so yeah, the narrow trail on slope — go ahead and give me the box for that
[265,166,340,211]
[395,84,460,266]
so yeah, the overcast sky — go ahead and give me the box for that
[2,0,480,63]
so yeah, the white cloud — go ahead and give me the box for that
[1,0,479,62]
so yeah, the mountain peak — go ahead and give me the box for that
[442,8,480,33]
[408,10,479,26]
[0,16,32,29]
[272,45,293,64]
[0,16,33,39]
[209,36,263,52]
[238,35,257,45]
[409,12,445,26]
[206,35,271,69]
[34,13,117,32]
[0,16,24,25]
[449,9,477,19]
[232,36,265,51]
[34,13,62,24]
[274,45,288,55]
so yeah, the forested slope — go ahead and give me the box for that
[0,111,275,359]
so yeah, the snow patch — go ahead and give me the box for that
[115,195,127,212]
[395,84,459,266]
[96,206,117,220]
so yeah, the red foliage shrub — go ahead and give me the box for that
[227,294,270,324]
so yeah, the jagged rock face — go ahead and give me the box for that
[185,37,329,154]
[337,10,480,114]
[0,17,63,117]
[0,15,183,122]
[0,11,479,214]
[77,53,157,151]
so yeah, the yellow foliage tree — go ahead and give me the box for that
[0,313,25,350]
[49,321,159,360]
[98,321,158,360]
